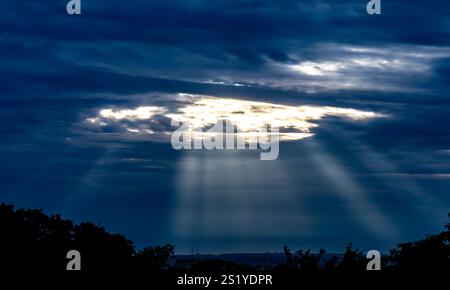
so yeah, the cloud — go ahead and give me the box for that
[2,0,450,99]
[84,93,384,142]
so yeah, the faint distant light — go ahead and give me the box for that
[98,106,165,121]
[203,80,246,87]
[288,61,345,76]
[351,58,390,67]
[126,128,141,133]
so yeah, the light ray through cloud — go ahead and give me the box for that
[304,138,400,241]
[171,149,314,253]
[349,139,445,223]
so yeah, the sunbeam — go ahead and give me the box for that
[170,149,314,253]
[304,138,400,241]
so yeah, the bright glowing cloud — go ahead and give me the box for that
[288,57,428,77]
[99,106,165,120]
[87,106,166,125]
[277,43,450,92]
[167,96,383,141]
[288,61,345,76]
[86,94,384,141]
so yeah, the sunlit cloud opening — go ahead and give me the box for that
[167,96,384,141]
[85,94,384,142]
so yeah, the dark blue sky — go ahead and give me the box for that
[1,0,450,253]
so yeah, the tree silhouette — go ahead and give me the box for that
[72,222,135,271]
[281,246,327,273]
[337,242,367,272]
[136,244,175,271]
[280,243,365,273]
[389,213,450,272]
[0,203,173,272]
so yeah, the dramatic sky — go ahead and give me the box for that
[1,0,450,253]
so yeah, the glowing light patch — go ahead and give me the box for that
[287,56,428,79]
[86,95,383,141]
[97,106,165,121]
[167,96,383,141]
[288,61,345,76]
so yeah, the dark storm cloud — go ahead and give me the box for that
[3,0,449,44]
[2,0,450,99]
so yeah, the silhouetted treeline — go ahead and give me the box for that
[277,243,368,274]
[389,213,450,272]
[0,203,173,272]
[277,214,449,274]
[0,203,448,273]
